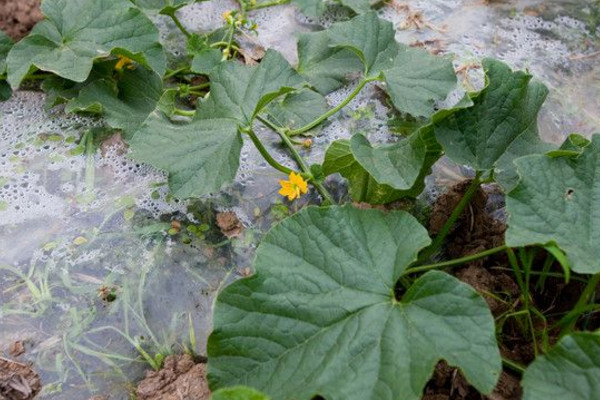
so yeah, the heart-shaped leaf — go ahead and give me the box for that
[297,12,456,117]
[130,50,305,198]
[522,332,600,400]
[434,59,553,190]
[212,386,270,400]
[130,111,242,198]
[0,30,11,74]
[292,0,373,19]
[0,31,12,101]
[265,89,328,131]
[198,49,305,124]
[132,0,201,14]
[506,134,600,274]
[323,126,442,203]
[208,205,501,399]
[66,67,164,137]
[6,0,166,89]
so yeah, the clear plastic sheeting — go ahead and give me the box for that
[0,0,598,398]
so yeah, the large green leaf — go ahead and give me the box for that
[0,31,12,101]
[323,127,442,204]
[506,134,600,274]
[264,89,328,131]
[132,0,200,14]
[130,111,242,198]
[212,386,270,400]
[130,51,304,198]
[0,30,11,74]
[296,12,456,117]
[296,30,363,95]
[198,50,305,124]
[208,205,501,399]
[522,332,600,400]
[66,67,164,137]
[6,0,166,89]
[434,59,553,190]
[292,0,373,19]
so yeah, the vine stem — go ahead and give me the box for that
[416,172,483,263]
[288,78,374,136]
[244,128,294,175]
[165,11,191,38]
[556,273,600,335]
[257,116,336,205]
[402,245,508,276]
[246,0,291,11]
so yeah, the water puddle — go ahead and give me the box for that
[0,0,598,398]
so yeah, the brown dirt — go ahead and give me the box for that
[424,179,600,399]
[0,356,41,400]
[216,211,244,239]
[0,0,43,41]
[429,180,506,264]
[423,362,521,400]
[136,354,210,400]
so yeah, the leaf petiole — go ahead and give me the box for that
[288,78,375,136]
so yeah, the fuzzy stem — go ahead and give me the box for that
[417,172,483,262]
[403,245,508,276]
[166,11,191,38]
[556,273,600,335]
[245,128,295,175]
[288,78,373,136]
[257,116,336,204]
[246,0,291,10]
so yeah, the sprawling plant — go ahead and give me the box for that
[1,0,599,399]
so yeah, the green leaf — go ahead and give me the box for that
[132,0,200,14]
[41,61,116,109]
[0,80,10,102]
[130,51,304,199]
[296,30,363,94]
[296,12,456,117]
[323,126,442,204]
[66,67,164,137]
[208,205,502,399]
[382,46,457,118]
[0,30,12,73]
[130,111,242,198]
[547,133,591,158]
[522,332,600,400]
[506,134,600,274]
[291,0,328,19]
[265,89,328,131]
[6,0,166,89]
[212,386,270,400]
[434,59,553,190]
[190,48,223,75]
[197,50,305,124]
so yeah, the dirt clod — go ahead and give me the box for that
[136,354,210,400]
[216,211,243,239]
[0,356,42,400]
[7,342,25,358]
[0,0,43,41]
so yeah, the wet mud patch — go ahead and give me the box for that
[0,356,41,400]
[0,0,43,41]
[136,354,210,400]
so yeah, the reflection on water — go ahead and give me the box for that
[0,0,598,398]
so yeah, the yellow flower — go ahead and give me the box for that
[222,10,232,21]
[279,172,308,201]
[115,55,135,71]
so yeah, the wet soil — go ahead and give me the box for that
[424,179,600,399]
[136,354,210,400]
[0,0,43,41]
[0,356,41,400]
